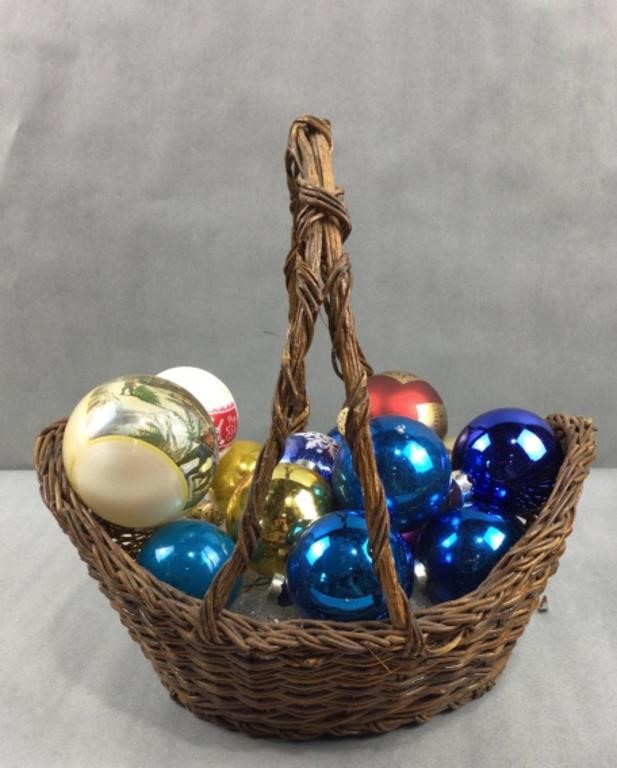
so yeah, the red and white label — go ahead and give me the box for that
[211,404,239,451]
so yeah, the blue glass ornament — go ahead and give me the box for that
[138,519,239,603]
[452,408,564,516]
[286,510,414,621]
[416,503,525,603]
[327,426,346,450]
[280,431,340,482]
[332,415,451,532]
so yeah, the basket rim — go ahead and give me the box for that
[34,411,596,656]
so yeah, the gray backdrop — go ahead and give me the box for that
[1,0,615,468]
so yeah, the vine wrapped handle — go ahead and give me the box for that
[201,116,423,650]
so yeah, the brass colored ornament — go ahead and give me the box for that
[212,440,261,513]
[186,491,225,527]
[337,407,349,436]
[443,435,456,455]
[226,463,334,577]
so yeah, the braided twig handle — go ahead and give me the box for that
[201,117,422,648]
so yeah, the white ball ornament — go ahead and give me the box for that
[156,366,238,452]
[62,375,219,528]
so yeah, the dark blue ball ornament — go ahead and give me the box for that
[416,503,525,603]
[286,510,414,621]
[452,408,564,516]
[280,431,340,482]
[332,415,451,532]
[138,519,239,602]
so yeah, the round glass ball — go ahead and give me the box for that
[138,518,239,602]
[332,415,451,532]
[286,509,414,622]
[452,408,564,516]
[416,503,525,603]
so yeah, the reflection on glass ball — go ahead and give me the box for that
[286,510,414,621]
[63,375,218,528]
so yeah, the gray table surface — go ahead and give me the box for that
[1,470,616,768]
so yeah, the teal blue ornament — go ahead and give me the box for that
[286,510,414,621]
[332,415,451,532]
[138,519,239,602]
[416,503,525,603]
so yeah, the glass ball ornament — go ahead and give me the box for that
[138,519,239,602]
[280,431,340,482]
[157,366,238,451]
[212,439,261,514]
[451,408,564,516]
[62,375,218,528]
[226,463,334,577]
[416,503,525,603]
[327,426,346,450]
[366,371,448,438]
[332,415,451,533]
[286,510,414,621]
[186,490,224,527]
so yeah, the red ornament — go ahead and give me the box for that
[366,371,448,438]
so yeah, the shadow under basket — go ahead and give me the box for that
[34,116,597,740]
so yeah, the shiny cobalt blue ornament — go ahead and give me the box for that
[138,519,239,603]
[416,503,525,603]
[280,431,340,482]
[452,408,564,516]
[286,510,414,621]
[332,415,451,532]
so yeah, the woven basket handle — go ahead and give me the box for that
[201,116,422,647]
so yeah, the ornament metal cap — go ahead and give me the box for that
[448,470,474,508]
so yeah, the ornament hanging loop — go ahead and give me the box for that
[200,116,424,652]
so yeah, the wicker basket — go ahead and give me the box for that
[34,115,596,740]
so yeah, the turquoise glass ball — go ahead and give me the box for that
[138,519,239,602]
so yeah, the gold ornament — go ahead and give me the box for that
[226,463,334,577]
[212,440,261,514]
[186,491,225,527]
[62,375,218,528]
[443,435,456,455]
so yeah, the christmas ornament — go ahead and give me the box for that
[451,408,564,516]
[416,503,525,603]
[443,435,456,454]
[157,366,238,452]
[401,527,423,554]
[327,426,346,449]
[63,375,218,528]
[186,491,224,527]
[365,371,448,438]
[332,415,451,532]
[138,519,239,601]
[226,463,334,577]
[212,440,261,514]
[286,510,414,621]
[280,431,340,482]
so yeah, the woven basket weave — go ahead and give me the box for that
[34,115,596,740]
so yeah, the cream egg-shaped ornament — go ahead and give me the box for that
[62,375,219,528]
[156,366,238,452]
